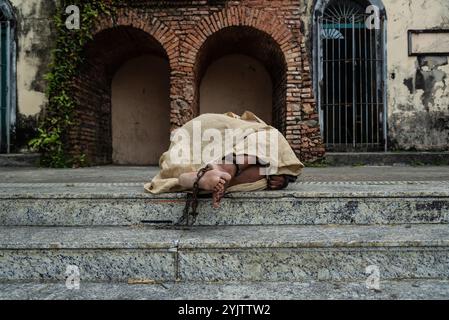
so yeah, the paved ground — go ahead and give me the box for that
[1,280,449,300]
[0,166,448,183]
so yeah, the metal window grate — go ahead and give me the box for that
[0,18,12,153]
[317,1,387,152]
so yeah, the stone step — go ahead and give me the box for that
[1,181,448,226]
[325,152,449,167]
[1,224,449,282]
[1,279,449,300]
[0,154,40,167]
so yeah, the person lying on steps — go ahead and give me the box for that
[145,111,304,209]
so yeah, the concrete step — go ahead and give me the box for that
[1,224,449,282]
[325,152,449,167]
[1,181,448,226]
[0,154,40,167]
[1,279,448,300]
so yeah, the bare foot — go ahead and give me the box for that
[213,178,227,208]
[179,166,232,208]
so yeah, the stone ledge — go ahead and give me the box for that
[1,280,449,300]
[1,197,448,226]
[1,225,449,282]
[0,154,40,167]
[1,166,448,184]
[326,152,449,166]
[1,224,449,250]
[1,180,449,199]
[1,181,448,226]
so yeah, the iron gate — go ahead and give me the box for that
[317,2,387,152]
[0,18,12,153]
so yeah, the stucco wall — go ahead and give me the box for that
[111,55,170,165]
[200,54,273,124]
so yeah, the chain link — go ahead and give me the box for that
[175,166,212,227]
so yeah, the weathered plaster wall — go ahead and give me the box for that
[385,0,449,151]
[9,0,57,150]
[301,0,449,151]
[11,0,56,115]
[111,54,171,165]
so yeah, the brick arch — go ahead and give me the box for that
[67,9,180,165]
[181,6,302,133]
[91,8,180,71]
[182,6,297,73]
[90,9,185,135]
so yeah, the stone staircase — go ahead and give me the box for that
[0,170,449,299]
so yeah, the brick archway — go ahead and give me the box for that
[92,9,180,71]
[181,6,303,135]
[193,25,288,130]
[68,10,179,165]
[181,6,297,69]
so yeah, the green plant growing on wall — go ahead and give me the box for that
[29,0,116,168]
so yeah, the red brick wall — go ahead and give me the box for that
[68,0,325,164]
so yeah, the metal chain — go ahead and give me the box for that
[175,166,212,227]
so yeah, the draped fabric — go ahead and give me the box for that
[145,111,304,194]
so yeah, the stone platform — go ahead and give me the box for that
[1,165,448,183]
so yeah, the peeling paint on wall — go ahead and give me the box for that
[385,0,449,151]
[10,0,57,116]
[415,57,447,110]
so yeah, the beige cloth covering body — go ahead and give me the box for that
[144,112,304,194]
